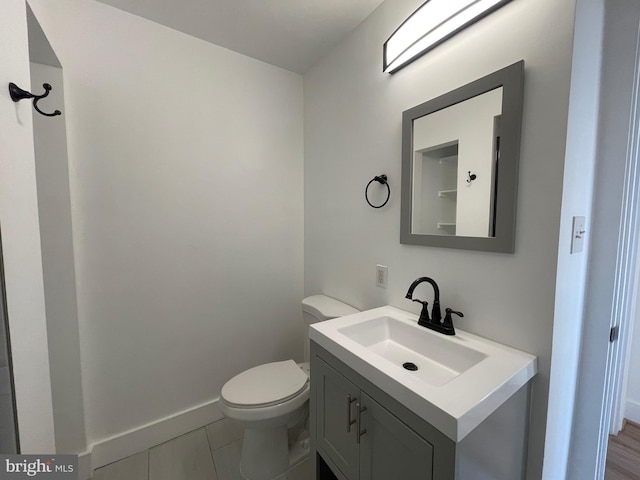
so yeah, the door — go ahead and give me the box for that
[359,393,434,480]
[568,7,640,479]
[600,15,640,477]
[315,358,360,480]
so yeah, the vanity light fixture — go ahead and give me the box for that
[383,0,514,73]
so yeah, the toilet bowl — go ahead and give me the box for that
[219,360,310,480]
[219,295,358,480]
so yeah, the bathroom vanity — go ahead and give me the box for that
[309,306,536,480]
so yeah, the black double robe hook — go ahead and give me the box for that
[9,82,62,117]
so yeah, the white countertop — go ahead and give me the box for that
[310,305,537,441]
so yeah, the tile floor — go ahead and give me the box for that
[91,418,310,480]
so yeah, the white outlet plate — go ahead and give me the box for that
[571,216,586,254]
[376,265,388,288]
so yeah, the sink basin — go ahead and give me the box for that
[338,315,486,386]
[310,305,537,441]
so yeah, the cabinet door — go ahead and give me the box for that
[315,358,360,480]
[360,393,434,480]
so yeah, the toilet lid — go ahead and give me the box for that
[221,360,309,408]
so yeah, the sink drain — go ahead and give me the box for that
[403,362,418,371]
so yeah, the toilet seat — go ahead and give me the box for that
[221,360,309,408]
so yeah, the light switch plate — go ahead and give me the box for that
[571,216,586,254]
[376,265,388,288]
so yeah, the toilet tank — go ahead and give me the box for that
[302,295,359,362]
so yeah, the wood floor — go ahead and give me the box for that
[606,420,640,480]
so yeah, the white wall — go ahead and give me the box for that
[0,0,56,453]
[27,0,304,454]
[303,0,577,478]
[31,59,87,454]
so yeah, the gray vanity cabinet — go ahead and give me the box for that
[315,357,360,480]
[359,392,434,479]
[311,342,455,480]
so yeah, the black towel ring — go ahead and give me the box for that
[365,174,390,209]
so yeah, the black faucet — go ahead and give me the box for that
[405,277,441,326]
[405,277,463,336]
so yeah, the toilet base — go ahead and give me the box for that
[239,427,310,480]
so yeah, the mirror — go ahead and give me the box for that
[401,61,524,253]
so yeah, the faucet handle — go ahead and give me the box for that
[442,308,463,334]
[409,297,429,312]
[444,308,463,321]
[413,299,431,327]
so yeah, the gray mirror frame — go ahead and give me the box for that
[400,60,524,253]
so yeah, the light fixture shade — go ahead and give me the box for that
[383,0,514,73]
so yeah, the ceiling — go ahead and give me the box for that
[96,0,386,74]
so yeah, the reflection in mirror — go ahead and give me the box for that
[400,61,524,253]
[412,88,502,237]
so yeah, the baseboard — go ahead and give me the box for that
[77,397,223,479]
[625,398,640,425]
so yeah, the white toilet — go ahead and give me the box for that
[218,295,358,480]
